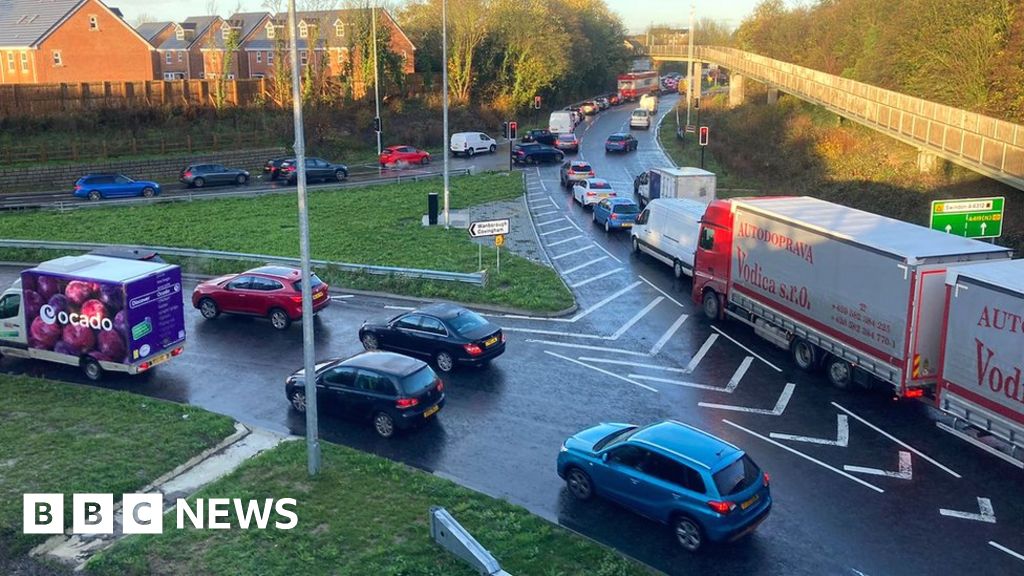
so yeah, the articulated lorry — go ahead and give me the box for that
[634,167,716,208]
[0,255,186,381]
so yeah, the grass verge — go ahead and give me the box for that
[87,440,652,576]
[0,173,573,312]
[0,374,236,557]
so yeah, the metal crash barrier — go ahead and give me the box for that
[430,507,512,576]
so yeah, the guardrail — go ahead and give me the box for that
[0,239,487,286]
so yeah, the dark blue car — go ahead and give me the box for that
[604,132,638,153]
[73,173,161,201]
[557,420,771,552]
[592,197,640,232]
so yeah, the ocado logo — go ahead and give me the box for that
[39,304,114,331]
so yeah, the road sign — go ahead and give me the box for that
[469,218,510,238]
[930,197,1004,239]
[698,126,709,146]
[495,234,505,247]
[685,125,696,133]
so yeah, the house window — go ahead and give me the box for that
[402,50,408,62]
[20,52,28,72]
[222,23,231,40]
[52,50,62,66]
[163,72,176,80]
[300,50,307,66]
[298,21,308,38]
[175,26,184,40]
[88,15,98,30]
[267,51,273,64]
[227,73,234,80]
[252,73,264,79]
[178,51,183,63]
[165,52,172,64]
[265,22,275,39]
[6,52,14,72]
[256,51,262,64]
[335,20,344,37]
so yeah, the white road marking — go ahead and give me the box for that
[723,419,885,494]
[771,415,850,447]
[536,167,548,191]
[639,274,685,308]
[683,334,718,373]
[562,256,608,274]
[544,351,658,392]
[832,402,961,479]
[610,297,664,340]
[384,305,415,311]
[570,268,622,288]
[579,357,682,372]
[592,241,623,263]
[711,326,783,372]
[332,294,355,299]
[540,226,574,236]
[548,235,583,247]
[699,382,795,415]
[649,313,689,355]
[533,210,559,218]
[633,355,751,392]
[844,451,913,480]
[526,339,650,357]
[989,541,1024,562]
[630,374,734,392]
[564,216,584,232]
[940,497,996,523]
[551,245,594,260]
[536,218,566,227]
[502,326,604,338]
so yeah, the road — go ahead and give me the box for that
[3,96,1023,575]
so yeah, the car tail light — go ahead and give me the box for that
[139,361,151,372]
[763,472,770,487]
[501,333,506,343]
[171,347,184,357]
[707,501,736,514]
[906,388,925,398]
[184,171,192,178]
[586,192,596,196]
[291,295,303,303]
[396,397,419,409]
[436,379,445,392]
[464,343,483,356]
[610,213,618,220]
[74,184,82,191]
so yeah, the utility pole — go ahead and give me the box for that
[685,4,695,140]
[441,0,451,229]
[287,0,320,477]
[372,4,382,157]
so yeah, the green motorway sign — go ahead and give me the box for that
[930,197,1004,239]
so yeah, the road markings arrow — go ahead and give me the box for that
[770,414,849,447]
[844,451,912,480]
[698,382,795,415]
[940,497,996,523]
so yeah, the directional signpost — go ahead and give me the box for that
[930,197,1004,239]
[469,219,511,274]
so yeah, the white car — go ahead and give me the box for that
[450,132,497,157]
[630,109,651,130]
[573,178,617,208]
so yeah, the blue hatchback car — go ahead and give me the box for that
[73,173,161,201]
[592,197,640,232]
[557,420,771,552]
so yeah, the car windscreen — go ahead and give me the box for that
[571,164,592,173]
[589,181,611,190]
[291,273,325,292]
[613,203,639,214]
[594,426,640,451]
[558,135,576,141]
[713,454,762,496]
[632,110,647,116]
[607,135,624,141]
[399,366,437,395]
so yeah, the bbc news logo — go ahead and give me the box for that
[24,494,298,534]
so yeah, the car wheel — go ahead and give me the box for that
[489,144,496,153]
[702,290,721,320]
[236,174,248,185]
[435,350,455,373]
[198,298,219,319]
[556,153,565,161]
[673,515,704,553]
[82,358,102,382]
[288,389,307,413]
[269,308,291,330]
[826,356,854,390]
[373,412,396,438]
[632,236,642,256]
[565,467,594,501]
[88,190,102,201]
[605,220,611,233]
[467,148,476,157]
[526,156,535,165]
[142,187,155,198]
[361,333,379,351]
[420,156,430,165]
[673,260,684,279]
[193,177,205,188]
[335,169,347,182]
[791,338,818,371]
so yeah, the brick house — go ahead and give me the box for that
[0,0,154,84]
[136,21,174,79]
[202,12,272,80]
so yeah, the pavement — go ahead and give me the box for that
[3,96,1024,575]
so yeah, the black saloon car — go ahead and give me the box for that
[521,129,557,146]
[180,163,250,187]
[512,143,564,165]
[285,351,445,438]
[358,303,505,373]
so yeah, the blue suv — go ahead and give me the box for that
[73,173,161,201]
[557,420,771,552]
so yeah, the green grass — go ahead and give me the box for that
[0,375,236,556]
[0,173,574,312]
[87,441,653,576]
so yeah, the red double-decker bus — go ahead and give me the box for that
[617,71,659,101]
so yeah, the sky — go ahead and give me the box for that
[116,0,764,33]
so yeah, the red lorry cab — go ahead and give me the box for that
[691,199,735,316]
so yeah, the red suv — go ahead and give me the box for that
[192,266,330,330]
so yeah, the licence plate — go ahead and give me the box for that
[147,353,170,368]
[313,291,324,300]
[741,494,759,510]
[621,223,633,228]
[484,336,498,347]
[424,405,439,418]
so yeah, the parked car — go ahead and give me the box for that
[512,143,564,165]
[595,97,610,110]
[556,420,772,552]
[573,178,617,207]
[278,157,348,184]
[630,109,652,130]
[264,156,291,180]
[592,197,640,232]
[73,173,161,201]
[380,145,430,166]
[554,133,580,153]
[450,132,498,157]
[358,303,505,373]
[580,101,599,115]
[180,164,249,188]
[605,133,638,153]
[521,129,557,146]
[284,351,445,438]
[192,265,330,330]
[559,160,595,189]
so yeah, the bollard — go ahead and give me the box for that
[428,192,439,225]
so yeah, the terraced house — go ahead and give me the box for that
[0,0,153,84]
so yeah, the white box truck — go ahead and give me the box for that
[634,167,716,208]
[631,198,706,279]
[0,255,186,381]
[691,196,1013,394]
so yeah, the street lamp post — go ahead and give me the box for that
[372,4,382,157]
[287,0,320,477]
[441,0,450,229]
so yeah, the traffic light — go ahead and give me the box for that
[698,126,709,146]
[373,117,381,133]
[508,121,518,140]
[533,95,542,109]
[501,122,508,137]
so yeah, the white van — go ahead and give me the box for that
[549,111,575,134]
[450,132,497,157]
[640,93,659,114]
[630,198,705,278]
[629,109,651,130]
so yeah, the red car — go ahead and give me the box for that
[192,266,330,330]
[380,146,430,167]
